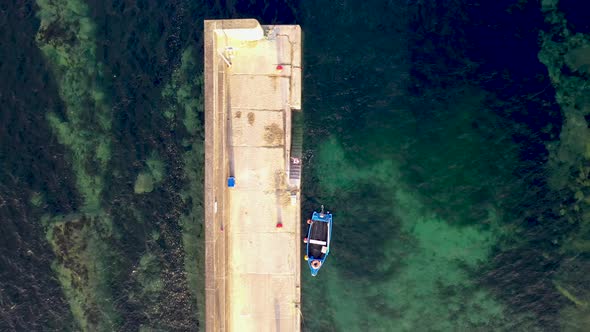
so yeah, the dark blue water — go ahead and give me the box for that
[1,0,589,331]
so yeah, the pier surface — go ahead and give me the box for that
[204,19,302,332]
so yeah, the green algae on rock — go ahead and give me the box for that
[134,152,165,194]
[36,0,113,213]
[161,45,206,324]
[44,215,120,331]
[134,173,155,194]
[35,0,119,329]
[538,1,590,329]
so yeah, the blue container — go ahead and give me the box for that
[227,176,236,188]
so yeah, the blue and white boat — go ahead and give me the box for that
[304,205,332,276]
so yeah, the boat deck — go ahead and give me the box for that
[308,221,329,259]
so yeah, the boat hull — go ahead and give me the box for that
[305,209,332,276]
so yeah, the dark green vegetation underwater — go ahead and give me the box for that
[1,0,590,331]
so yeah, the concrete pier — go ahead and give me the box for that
[204,19,302,332]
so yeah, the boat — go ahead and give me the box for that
[304,205,332,276]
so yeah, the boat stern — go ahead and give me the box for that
[308,258,323,276]
[310,267,319,277]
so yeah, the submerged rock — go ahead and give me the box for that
[134,173,155,194]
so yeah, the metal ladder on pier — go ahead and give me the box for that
[289,111,303,184]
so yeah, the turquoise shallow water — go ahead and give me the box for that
[1,0,590,331]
